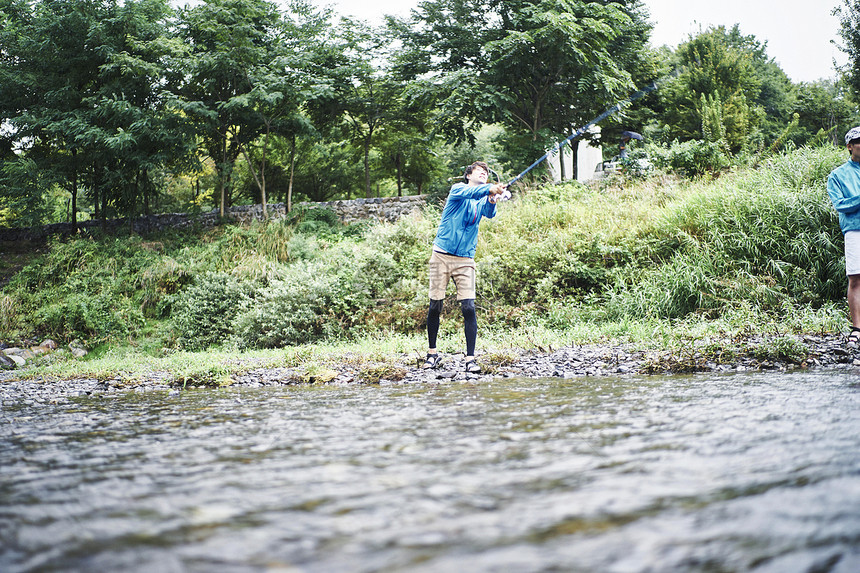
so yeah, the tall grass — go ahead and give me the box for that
[477,145,846,333]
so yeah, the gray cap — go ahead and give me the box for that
[846,126,860,145]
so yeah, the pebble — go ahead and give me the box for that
[1,333,859,404]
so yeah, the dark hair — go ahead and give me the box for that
[463,161,490,182]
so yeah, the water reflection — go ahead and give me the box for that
[2,371,859,572]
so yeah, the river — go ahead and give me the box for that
[1,370,859,572]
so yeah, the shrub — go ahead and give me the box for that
[362,212,436,278]
[285,205,342,235]
[170,272,255,350]
[32,293,142,344]
[649,139,731,177]
[138,258,192,318]
[231,262,343,348]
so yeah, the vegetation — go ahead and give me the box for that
[0,145,851,381]
[2,0,859,228]
[4,1,860,381]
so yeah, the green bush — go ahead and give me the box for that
[286,205,342,235]
[33,293,142,344]
[170,272,255,350]
[138,257,193,318]
[231,262,344,348]
[649,139,731,177]
[362,212,436,278]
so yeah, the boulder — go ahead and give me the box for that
[0,354,16,370]
[68,339,89,358]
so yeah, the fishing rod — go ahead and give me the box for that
[505,72,679,189]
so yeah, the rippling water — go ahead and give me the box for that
[2,371,859,572]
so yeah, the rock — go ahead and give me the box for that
[68,340,89,358]
[0,354,16,370]
[6,354,26,367]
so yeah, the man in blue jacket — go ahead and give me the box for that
[422,161,507,372]
[827,126,860,344]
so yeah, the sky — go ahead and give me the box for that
[322,0,848,84]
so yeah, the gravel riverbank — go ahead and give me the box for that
[2,333,859,406]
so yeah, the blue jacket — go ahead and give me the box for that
[433,182,497,258]
[827,160,860,233]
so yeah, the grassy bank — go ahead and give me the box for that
[0,145,851,382]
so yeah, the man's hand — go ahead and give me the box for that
[488,183,508,204]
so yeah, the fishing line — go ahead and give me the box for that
[504,71,682,189]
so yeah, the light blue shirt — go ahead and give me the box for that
[432,182,497,258]
[827,160,860,234]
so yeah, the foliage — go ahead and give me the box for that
[391,0,654,174]
[0,0,194,227]
[789,79,858,147]
[4,234,170,343]
[0,0,850,231]
[835,0,860,96]
[657,25,765,153]
[647,139,731,177]
[606,146,845,320]
[170,272,256,350]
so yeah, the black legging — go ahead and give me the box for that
[427,298,477,356]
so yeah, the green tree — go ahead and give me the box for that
[0,0,187,229]
[724,25,793,144]
[227,0,331,217]
[391,0,653,178]
[835,0,860,96]
[310,19,407,198]
[175,0,284,217]
[790,79,857,146]
[287,137,363,202]
[659,25,765,153]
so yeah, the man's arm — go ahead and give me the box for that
[448,182,492,200]
[828,174,860,214]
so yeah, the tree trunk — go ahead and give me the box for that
[259,126,270,220]
[287,135,296,213]
[218,176,226,218]
[395,152,403,196]
[70,150,78,234]
[559,144,566,181]
[143,169,151,216]
[93,165,101,220]
[364,140,371,198]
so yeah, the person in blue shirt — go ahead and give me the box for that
[826,126,860,345]
[421,161,507,372]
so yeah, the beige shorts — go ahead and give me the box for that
[428,250,476,300]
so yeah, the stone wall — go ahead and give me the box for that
[0,195,432,242]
